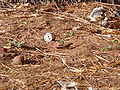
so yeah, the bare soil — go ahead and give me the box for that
[0,2,120,90]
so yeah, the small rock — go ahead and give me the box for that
[102,35,112,37]
[88,7,106,22]
[12,55,24,65]
[57,81,78,90]
[43,32,56,42]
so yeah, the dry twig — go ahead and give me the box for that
[1,63,18,73]
[95,55,110,63]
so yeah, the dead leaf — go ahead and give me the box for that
[3,46,11,52]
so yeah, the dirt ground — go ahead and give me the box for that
[0,2,120,90]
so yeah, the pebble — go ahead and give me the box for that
[12,55,24,65]
[43,32,55,42]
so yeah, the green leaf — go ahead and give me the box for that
[15,41,26,47]
[59,39,64,42]
[7,41,16,46]
[112,40,117,44]
[102,45,112,50]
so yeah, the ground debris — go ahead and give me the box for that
[0,2,120,90]
[57,80,78,90]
